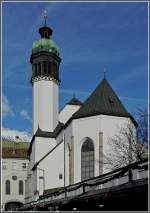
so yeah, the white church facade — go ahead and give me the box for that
[25,21,137,203]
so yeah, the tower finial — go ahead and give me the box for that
[43,9,47,26]
[39,10,52,38]
[104,68,106,79]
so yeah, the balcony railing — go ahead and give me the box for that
[19,158,148,210]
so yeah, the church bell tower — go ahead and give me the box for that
[30,14,61,134]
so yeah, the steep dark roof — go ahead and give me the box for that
[28,122,64,156]
[72,78,137,126]
[67,97,82,106]
[43,187,64,196]
[35,122,64,138]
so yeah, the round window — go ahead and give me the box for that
[12,176,17,180]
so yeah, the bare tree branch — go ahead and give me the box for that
[102,108,148,171]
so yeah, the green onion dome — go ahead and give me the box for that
[32,38,60,56]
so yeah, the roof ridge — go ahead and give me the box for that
[35,122,64,138]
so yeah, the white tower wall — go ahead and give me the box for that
[33,80,58,133]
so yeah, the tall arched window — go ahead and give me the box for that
[6,180,10,195]
[81,138,94,181]
[19,180,23,195]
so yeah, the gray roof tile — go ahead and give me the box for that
[72,78,137,126]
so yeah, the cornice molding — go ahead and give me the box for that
[31,76,60,85]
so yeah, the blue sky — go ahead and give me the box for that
[2,2,148,136]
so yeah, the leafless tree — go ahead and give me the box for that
[103,108,148,171]
[136,108,148,149]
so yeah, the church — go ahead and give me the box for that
[25,19,137,203]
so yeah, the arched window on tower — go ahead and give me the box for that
[38,63,41,75]
[51,63,54,78]
[81,138,94,181]
[50,63,58,79]
[35,64,38,76]
[48,62,51,75]
[6,180,10,195]
[44,31,48,38]
[43,61,47,75]
[53,64,58,79]
[19,180,23,195]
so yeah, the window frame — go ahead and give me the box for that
[2,164,7,170]
[19,180,24,195]
[22,163,26,169]
[5,180,10,195]
[81,138,94,181]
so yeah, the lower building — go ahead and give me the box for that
[2,140,29,211]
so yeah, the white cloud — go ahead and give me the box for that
[2,128,31,142]
[20,110,31,121]
[2,94,15,117]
